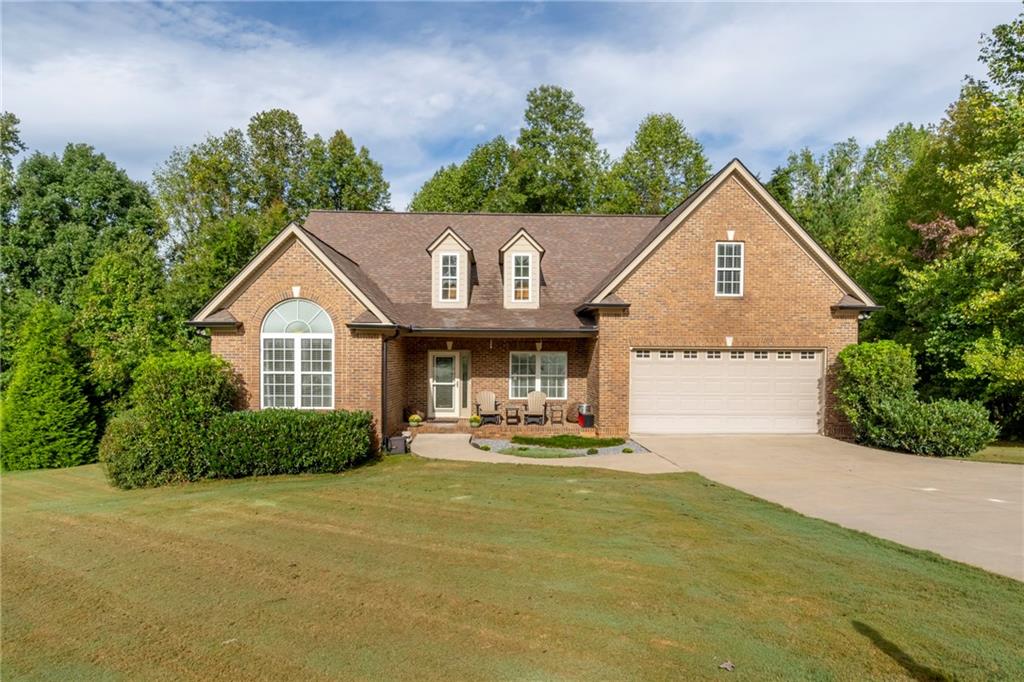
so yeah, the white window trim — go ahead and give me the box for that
[508,351,567,400]
[439,251,460,303]
[260,299,335,410]
[715,241,744,297]
[512,252,533,303]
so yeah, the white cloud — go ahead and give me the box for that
[3,2,1015,209]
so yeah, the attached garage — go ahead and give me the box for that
[629,349,823,434]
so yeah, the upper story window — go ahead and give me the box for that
[715,242,744,296]
[260,299,333,410]
[440,253,459,301]
[513,254,531,301]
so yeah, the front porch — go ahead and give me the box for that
[411,417,596,439]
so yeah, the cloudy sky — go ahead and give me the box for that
[3,2,1016,209]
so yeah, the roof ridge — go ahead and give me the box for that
[307,209,662,218]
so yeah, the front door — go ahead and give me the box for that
[429,352,459,418]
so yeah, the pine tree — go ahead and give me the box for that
[1,301,96,469]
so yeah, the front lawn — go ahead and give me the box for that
[3,459,1022,679]
[969,441,1024,465]
[510,434,625,449]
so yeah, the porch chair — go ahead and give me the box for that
[524,391,547,425]
[475,391,502,425]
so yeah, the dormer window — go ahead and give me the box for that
[499,228,544,310]
[440,253,460,301]
[513,254,531,301]
[426,227,473,309]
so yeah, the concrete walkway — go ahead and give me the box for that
[410,433,680,474]
[636,434,1024,581]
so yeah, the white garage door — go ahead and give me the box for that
[629,349,823,434]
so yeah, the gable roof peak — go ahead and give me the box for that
[498,227,545,258]
[425,225,474,258]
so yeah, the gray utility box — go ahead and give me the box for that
[388,435,408,454]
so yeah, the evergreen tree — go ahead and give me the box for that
[1,301,96,470]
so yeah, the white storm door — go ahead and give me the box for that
[430,352,459,418]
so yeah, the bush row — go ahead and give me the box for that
[100,351,375,489]
[835,341,997,458]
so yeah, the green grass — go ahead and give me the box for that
[510,434,625,449]
[968,441,1024,465]
[499,446,580,458]
[3,460,1022,680]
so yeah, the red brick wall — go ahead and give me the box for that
[594,174,859,436]
[398,337,594,419]
[209,239,385,435]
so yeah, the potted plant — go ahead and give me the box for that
[408,414,423,428]
[469,415,482,428]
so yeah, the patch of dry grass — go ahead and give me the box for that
[3,458,1022,680]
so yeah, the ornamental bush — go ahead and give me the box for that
[836,341,997,457]
[204,409,375,478]
[862,398,997,458]
[835,341,917,437]
[100,351,237,487]
[1,301,97,470]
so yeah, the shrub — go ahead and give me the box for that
[622,447,634,454]
[100,352,237,487]
[863,398,998,458]
[99,410,164,489]
[204,410,374,478]
[587,448,598,455]
[479,445,491,451]
[835,341,917,437]
[1,301,96,470]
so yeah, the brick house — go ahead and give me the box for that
[189,159,878,441]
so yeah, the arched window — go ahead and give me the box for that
[260,299,334,409]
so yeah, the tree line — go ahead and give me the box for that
[1,12,1020,469]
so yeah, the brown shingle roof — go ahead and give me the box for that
[301,211,659,329]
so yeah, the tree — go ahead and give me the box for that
[1,144,163,303]
[0,111,26,226]
[597,114,711,214]
[409,136,520,212]
[0,300,96,470]
[164,204,289,331]
[155,109,391,257]
[73,234,174,407]
[979,11,1024,94]
[304,130,391,211]
[511,85,607,213]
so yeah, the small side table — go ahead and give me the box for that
[505,405,521,425]
[549,404,564,424]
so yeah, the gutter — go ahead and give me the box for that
[573,301,630,315]
[381,327,402,450]
[184,320,241,330]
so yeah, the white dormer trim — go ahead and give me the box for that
[499,228,545,260]
[438,251,461,303]
[426,226,474,258]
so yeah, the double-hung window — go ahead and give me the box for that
[513,254,531,301]
[509,351,566,399]
[715,242,744,296]
[260,299,334,409]
[440,253,459,302]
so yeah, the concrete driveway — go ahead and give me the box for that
[634,435,1024,580]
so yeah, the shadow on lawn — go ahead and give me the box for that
[852,621,949,681]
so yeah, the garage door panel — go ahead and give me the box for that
[630,349,822,434]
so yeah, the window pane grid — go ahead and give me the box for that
[715,242,744,296]
[513,254,530,301]
[509,351,565,400]
[441,254,458,301]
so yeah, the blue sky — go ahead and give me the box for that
[3,2,1017,209]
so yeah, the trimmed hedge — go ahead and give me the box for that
[834,341,917,437]
[864,398,998,458]
[835,341,997,457]
[205,409,374,478]
[100,354,376,487]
